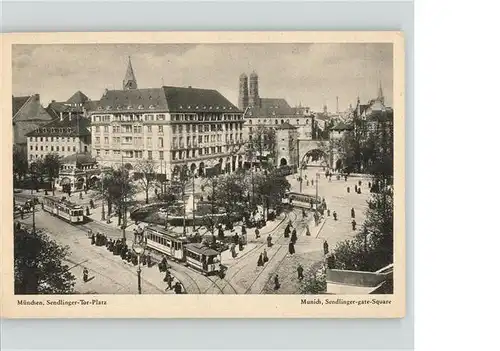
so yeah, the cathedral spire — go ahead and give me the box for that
[123,56,137,90]
[377,80,384,104]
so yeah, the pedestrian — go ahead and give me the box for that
[255,228,260,239]
[327,209,331,217]
[141,254,147,266]
[368,182,372,189]
[257,253,264,267]
[288,241,295,255]
[231,243,237,258]
[297,264,304,280]
[284,223,290,238]
[174,282,182,294]
[306,180,309,186]
[241,224,247,236]
[323,240,329,255]
[167,275,173,290]
[86,206,90,216]
[302,208,307,219]
[311,179,314,186]
[263,249,269,263]
[163,269,171,282]
[238,238,244,251]
[352,220,357,231]
[267,234,272,248]
[347,186,350,193]
[146,253,152,267]
[333,211,337,221]
[20,208,24,219]
[354,184,358,193]
[79,192,83,200]
[218,225,224,239]
[274,275,280,290]
[291,229,298,243]
[83,267,89,282]
[91,233,95,245]
[357,188,362,194]
[351,208,355,219]
[344,175,348,182]
[358,180,362,186]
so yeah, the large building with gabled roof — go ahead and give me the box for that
[12,94,55,153]
[87,58,245,177]
[46,90,98,120]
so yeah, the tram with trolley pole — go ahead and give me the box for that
[282,191,324,210]
[144,224,222,275]
[42,196,85,223]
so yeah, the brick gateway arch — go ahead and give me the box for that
[296,139,341,170]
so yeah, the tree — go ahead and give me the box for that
[42,153,61,195]
[28,159,44,191]
[102,167,136,225]
[299,263,327,294]
[246,126,277,169]
[14,227,76,294]
[254,170,291,218]
[13,145,28,184]
[133,159,157,204]
[213,173,248,221]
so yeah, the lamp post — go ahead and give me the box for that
[315,172,319,207]
[132,222,146,294]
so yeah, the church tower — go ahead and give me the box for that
[123,56,137,90]
[238,73,249,110]
[249,71,260,107]
[377,81,385,104]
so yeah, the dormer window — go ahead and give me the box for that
[97,106,103,110]
[106,106,111,110]
[179,105,183,109]
[149,105,155,109]
[209,106,213,110]
[127,106,132,110]
[187,106,191,109]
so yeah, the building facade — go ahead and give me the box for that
[238,72,313,140]
[12,94,54,154]
[56,152,100,192]
[88,59,245,178]
[275,123,299,168]
[25,114,92,163]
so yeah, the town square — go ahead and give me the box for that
[12,43,394,295]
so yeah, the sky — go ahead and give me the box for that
[12,43,393,112]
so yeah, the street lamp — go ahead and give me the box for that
[315,172,319,208]
[132,222,146,294]
[95,156,106,221]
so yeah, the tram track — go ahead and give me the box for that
[21,218,168,294]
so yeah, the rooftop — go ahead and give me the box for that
[184,243,220,256]
[92,86,239,113]
[25,115,91,137]
[60,152,96,165]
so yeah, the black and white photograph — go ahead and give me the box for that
[3,32,404,318]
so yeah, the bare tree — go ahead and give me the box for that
[133,159,157,204]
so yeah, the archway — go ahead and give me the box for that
[198,162,205,177]
[75,177,85,190]
[88,175,99,188]
[280,158,288,166]
[302,149,328,167]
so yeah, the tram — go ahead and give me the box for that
[144,224,222,275]
[42,196,85,223]
[282,191,324,210]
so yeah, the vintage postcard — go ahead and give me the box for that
[1,31,405,318]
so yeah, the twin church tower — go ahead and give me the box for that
[238,71,260,110]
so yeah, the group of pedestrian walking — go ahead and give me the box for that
[257,248,269,267]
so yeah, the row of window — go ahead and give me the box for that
[173,123,242,134]
[247,118,309,125]
[95,133,243,149]
[92,113,242,123]
[29,136,79,143]
[30,145,79,152]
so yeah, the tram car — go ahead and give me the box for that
[282,191,324,210]
[145,224,222,275]
[42,196,85,223]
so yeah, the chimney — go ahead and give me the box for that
[69,111,72,121]
[59,112,63,121]
[33,94,40,102]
